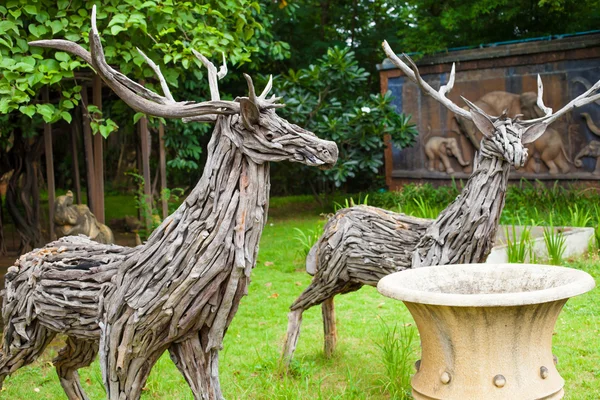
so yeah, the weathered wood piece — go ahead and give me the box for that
[0,6,338,400]
[281,40,600,366]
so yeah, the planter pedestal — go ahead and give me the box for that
[378,264,595,400]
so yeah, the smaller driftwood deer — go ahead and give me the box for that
[281,40,600,365]
[0,6,337,400]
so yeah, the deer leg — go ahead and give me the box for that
[53,337,98,400]
[284,279,364,366]
[281,308,304,368]
[104,348,164,400]
[0,322,55,389]
[322,297,337,358]
[169,335,223,400]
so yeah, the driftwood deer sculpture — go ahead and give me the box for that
[282,40,600,365]
[0,6,337,400]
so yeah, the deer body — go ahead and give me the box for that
[0,6,337,400]
[281,40,600,366]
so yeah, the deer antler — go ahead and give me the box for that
[382,41,472,121]
[30,5,240,119]
[522,75,600,125]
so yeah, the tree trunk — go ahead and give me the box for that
[43,87,56,241]
[81,87,96,214]
[138,114,152,232]
[0,195,6,255]
[92,75,104,224]
[5,128,44,254]
[71,111,82,204]
[159,122,168,219]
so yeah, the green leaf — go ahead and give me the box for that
[107,14,127,28]
[0,20,17,34]
[19,104,36,118]
[99,124,112,138]
[55,52,70,62]
[133,112,145,124]
[23,5,37,15]
[57,0,69,10]
[64,33,81,41]
[0,97,11,113]
[36,103,55,122]
[50,20,63,34]
[14,62,34,73]
[0,37,11,48]
[110,25,127,35]
[60,111,72,123]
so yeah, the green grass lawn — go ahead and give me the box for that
[1,201,599,399]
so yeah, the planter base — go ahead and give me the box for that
[413,387,564,400]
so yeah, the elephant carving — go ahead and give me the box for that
[455,91,533,150]
[455,91,571,174]
[524,128,571,174]
[54,190,115,244]
[581,113,600,138]
[424,136,470,174]
[574,140,600,175]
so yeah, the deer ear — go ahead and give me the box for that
[470,109,496,138]
[240,98,260,131]
[462,96,495,138]
[522,123,548,144]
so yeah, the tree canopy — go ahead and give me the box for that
[267,0,600,82]
[0,0,286,124]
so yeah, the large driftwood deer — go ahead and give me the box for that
[0,6,337,400]
[281,40,600,365]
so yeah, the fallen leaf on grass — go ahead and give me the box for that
[269,293,279,298]
[264,261,274,266]
[265,282,272,287]
[34,388,40,393]
[295,281,302,286]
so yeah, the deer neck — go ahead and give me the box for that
[111,115,270,337]
[412,150,511,268]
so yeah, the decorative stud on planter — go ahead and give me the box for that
[378,263,595,400]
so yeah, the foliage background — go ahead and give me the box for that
[1,0,600,244]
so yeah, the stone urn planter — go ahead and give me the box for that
[377,263,595,400]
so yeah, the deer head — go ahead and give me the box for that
[30,6,338,169]
[382,41,600,169]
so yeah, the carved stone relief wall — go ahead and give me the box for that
[379,34,600,187]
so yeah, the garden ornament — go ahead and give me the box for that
[0,6,337,400]
[281,40,600,366]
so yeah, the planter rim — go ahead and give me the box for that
[377,263,595,307]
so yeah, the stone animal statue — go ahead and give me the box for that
[54,190,114,244]
[574,140,600,175]
[0,7,338,400]
[456,91,571,174]
[424,136,470,173]
[281,41,600,366]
